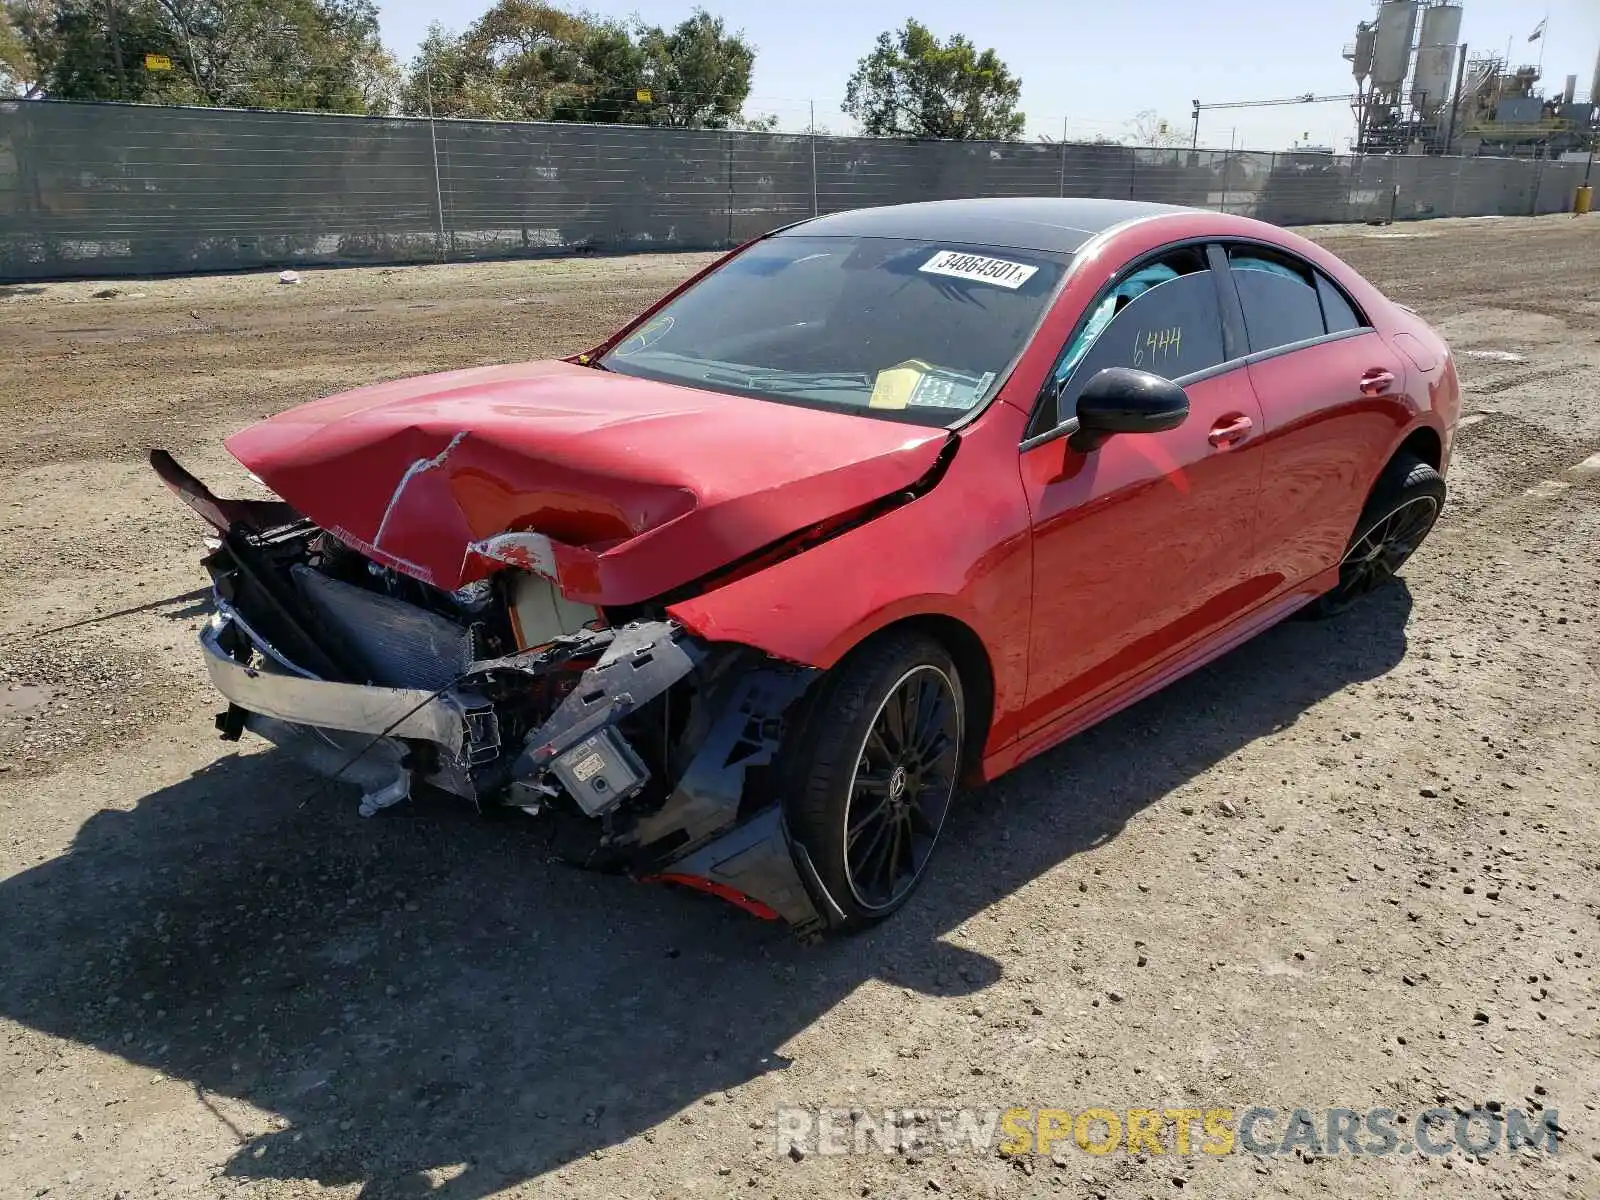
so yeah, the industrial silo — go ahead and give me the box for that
[1411,4,1463,113]
[1350,22,1378,79]
[1371,0,1420,90]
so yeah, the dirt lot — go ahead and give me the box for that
[1,215,1597,1200]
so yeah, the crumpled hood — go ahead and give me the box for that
[226,360,949,604]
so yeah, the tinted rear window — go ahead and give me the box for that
[1230,251,1326,353]
[1317,273,1365,333]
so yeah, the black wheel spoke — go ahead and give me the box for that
[847,796,890,846]
[851,811,894,875]
[882,692,908,755]
[869,819,901,892]
[915,729,952,770]
[912,689,946,757]
[901,681,923,748]
[854,769,893,797]
[906,803,940,839]
[890,815,913,884]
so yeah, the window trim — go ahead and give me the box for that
[1025,236,1237,442]
[1217,236,1370,328]
[1315,266,1370,330]
[1239,325,1371,367]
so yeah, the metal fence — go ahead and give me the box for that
[1,98,1592,281]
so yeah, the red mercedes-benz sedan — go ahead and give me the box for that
[155,198,1456,932]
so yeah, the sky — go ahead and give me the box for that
[375,0,1600,150]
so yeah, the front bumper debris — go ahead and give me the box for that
[200,595,834,933]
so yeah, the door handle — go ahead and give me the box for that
[1360,368,1396,396]
[1207,414,1254,447]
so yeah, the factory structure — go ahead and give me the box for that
[1345,0,1600,156]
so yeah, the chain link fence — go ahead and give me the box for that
[1,98,1592,281]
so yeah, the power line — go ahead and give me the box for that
[1190,94,1358,148]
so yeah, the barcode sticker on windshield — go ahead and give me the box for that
[920,250,1038,290]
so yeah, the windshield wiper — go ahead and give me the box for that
[700,366,871,390]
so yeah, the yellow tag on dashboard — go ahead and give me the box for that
[869,360,930,409]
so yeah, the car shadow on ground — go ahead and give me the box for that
[0,586,1412,1198]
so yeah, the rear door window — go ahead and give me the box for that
[1316,273,1365,334]
[1228,248,1326,354]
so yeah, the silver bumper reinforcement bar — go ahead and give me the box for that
[199,614,469,756]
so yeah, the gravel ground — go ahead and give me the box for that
[1,215,1597,1200]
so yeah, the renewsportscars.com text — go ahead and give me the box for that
[774,1105,1562,1159]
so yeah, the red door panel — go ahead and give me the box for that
[1246,333,1410,589]
[1017,368,1268,735]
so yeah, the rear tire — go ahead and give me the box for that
[782,633,963,930]
[1302,452,1445,620]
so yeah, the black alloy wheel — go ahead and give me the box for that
[1331,494,1440,603]
[842,664,961,911]
[782,633,966,928]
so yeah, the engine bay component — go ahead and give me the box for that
[549,727,649,816]
[496,621,703,779]
[507,569,599,650]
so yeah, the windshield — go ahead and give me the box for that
[599,235,1070,426]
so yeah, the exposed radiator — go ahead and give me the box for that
[291,564,474,691]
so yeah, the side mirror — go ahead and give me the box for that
[1067,367,1190,454]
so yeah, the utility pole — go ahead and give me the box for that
[809,99,818,217]
[424,64,448,260]
[103,0,128,100]
[1059,114,1068,196]
[1191,99,1200,149]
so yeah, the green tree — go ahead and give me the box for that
[1,3,36,92]
[403,4,629,122]
[8,0,398,111]
[844,19,1024,140]
[4,0,177,102]
[557,16,647,123]
[402,3,756,128]
[636,9,752,128]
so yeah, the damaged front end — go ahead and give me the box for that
[153,451,837,932]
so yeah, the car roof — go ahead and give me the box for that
[779,198,1193,254]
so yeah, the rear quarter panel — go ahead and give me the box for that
[1386,305,1461,475]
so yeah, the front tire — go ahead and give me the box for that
[1303,451,1445,619]
[783,633,963,929]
